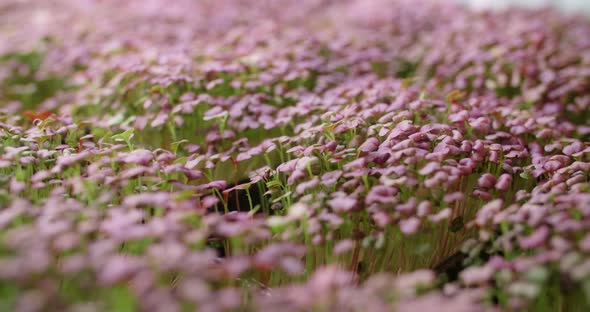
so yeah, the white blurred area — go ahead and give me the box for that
[461,0,590,14]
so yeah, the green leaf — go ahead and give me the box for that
[111,128,135,142]
[272,191,292,203]
[174,190,196,201]
[170,140,189,155]
[173,156,188,165]
[121,238,154,255]
[500,221,510,234]
[266,179,283,189]
[0,281,19,311]
[104,284,138,312]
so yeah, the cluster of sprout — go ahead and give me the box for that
[0,0,589,311]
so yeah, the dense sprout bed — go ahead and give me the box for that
[1,0,590,311]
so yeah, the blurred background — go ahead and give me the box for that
[461,0,590,14]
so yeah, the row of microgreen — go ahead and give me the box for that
[0,102,541,297]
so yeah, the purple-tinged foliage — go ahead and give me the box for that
[0,0,589,310]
